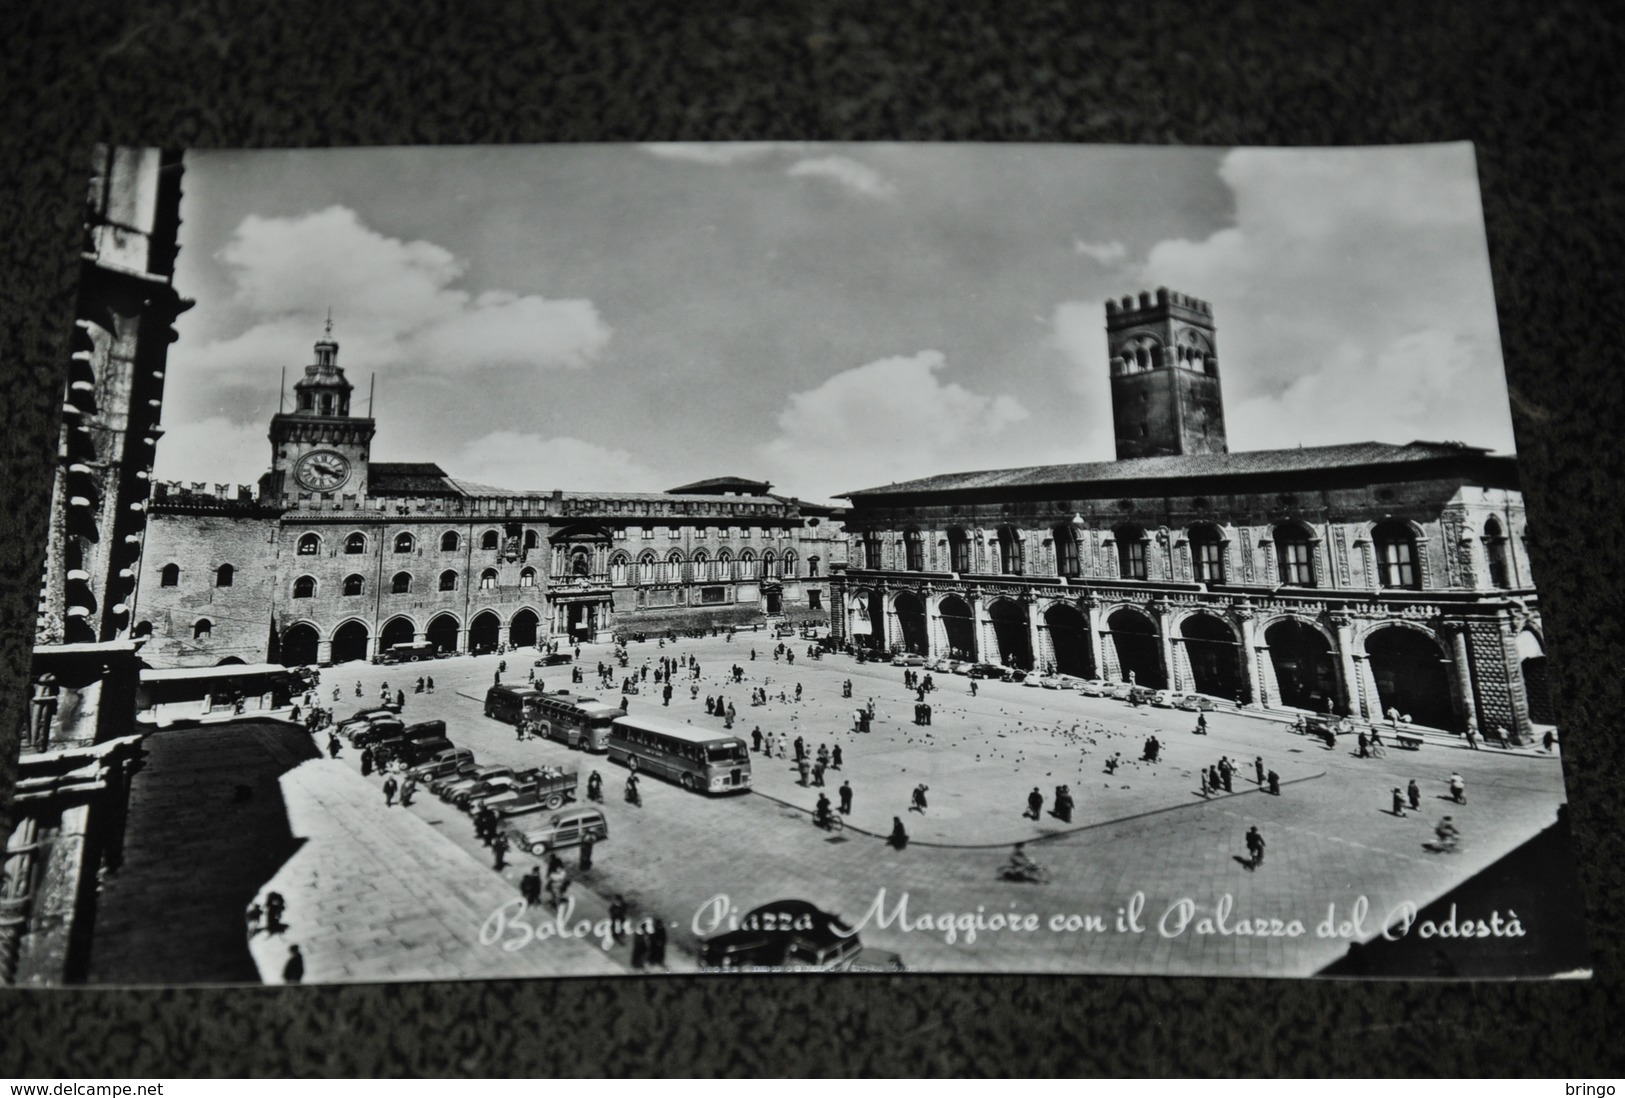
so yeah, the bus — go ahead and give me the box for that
[532,690,622,754]
[607,713,752,794]
[484,683,543,725]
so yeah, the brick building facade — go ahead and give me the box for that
[831,289,1549,743]
[135,336,844,668]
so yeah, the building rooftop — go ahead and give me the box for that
[666,476,774,495]
[840,441,1508,499]
[368,462,463,497]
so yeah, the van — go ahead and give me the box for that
[505,806,608,856]
[484,684,542,725]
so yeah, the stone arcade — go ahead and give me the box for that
[831,289,1549,742]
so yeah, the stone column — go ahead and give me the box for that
[1233,608,1260,707]
[0,817,39,986]
[967,593,985,662]
[317,639,332,663]
[1027,597,1044,672]
[1150,599,1174,690]
[1443,620,1477,734]
[925,593,944,659]
[1329,613,1360,718]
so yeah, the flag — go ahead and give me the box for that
[849,597,872,635]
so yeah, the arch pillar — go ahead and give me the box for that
[1150,600,1175,690]
[317,639,332,664]
[1354,652,1381,722]
[1233,609,1263,709]
[1027,597,1045,673]
[1169,636,1194,693]
[1329,613,1360,718]
[925,593,945,659]
[1442,620,1477,734]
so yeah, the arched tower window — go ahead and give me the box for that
[947,527,971,573]
[440,531,460,552]
[439,570,458,592]
[1373,521,1420,589]
[479,568,498,590]
[480,530,500,551]
[193,619,212,640]
[394,532,416,554]
[293,575,317,599]
[159,563,180,587]
[215,564,234,588]
[391,571,413,594]
[344,532,366,554]
[520,567,536,588]
[344,574,365,596]
[297,533,321,556]
[523,530,540,550]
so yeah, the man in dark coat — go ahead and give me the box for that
[360,747,374,776]
[579,834,595,872]
[839,780,853,815]
[648,917,668,969]
[282,945,304,984]
[382,776,398,806]
[1027,787,1043,820]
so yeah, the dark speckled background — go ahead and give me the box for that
[2,0,1622,1077]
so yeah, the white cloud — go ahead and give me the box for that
[760,351,1028,498]
[1051,300,1109,395]
[1074,240,1127,264]
[785,155,897,200]
[150,415,270,487]
[449,432,661,493]
[1053,144,1515,453]
[170,206,611,379]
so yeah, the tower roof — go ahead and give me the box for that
[293,321,353,393]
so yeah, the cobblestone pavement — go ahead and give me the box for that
[315,631,1572,978]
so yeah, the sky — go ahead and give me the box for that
[153,142,1516,504]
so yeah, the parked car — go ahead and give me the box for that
[453,768,543,809]
[407,749,477,783]
[1053,674,1083,690]
[488,769,580,815]
[1075,679,1108,697]
[1001,667,1028,683]
[535,652,574,667]
[369,720,449,762]
[381,641,439,664]
[1149,690,1176,708]
[699,900,881,972]
[349,717,406,747]
[391,736,457,768]
[1107,682,1136,701]
[435,765,514,799]
[1176,694,1218,712]
[966,663,1003,680]
[505,805,607,855]
[336,708,398,740]
[890,654,926,667]
[1127,686,1158,706]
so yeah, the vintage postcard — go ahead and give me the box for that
[5,142,1586,985]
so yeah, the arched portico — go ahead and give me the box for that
[509,607,540,649]
[380,616,417,652]
[937,594,977,661]
[1043,603,1093,678]
[1104,607,1163,687]
[426,613,460,654]
[280,622,320,667]
[987,598,1033,670]
[1518,629,1554,725]
[1264,617,1338,713]
[330,619,370,665]
[892,591,929,655]
[469,610,502,654]
[1179,612,1245,702]
[1364,624,1454,730]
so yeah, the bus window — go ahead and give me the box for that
[708,743,747,763]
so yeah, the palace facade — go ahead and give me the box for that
[134,335,843,668]
[831,289,1550,742]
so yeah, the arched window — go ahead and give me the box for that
[293,575,317,599]
[343,574,365,597]
[193,619,212,640]
[297,533,321,556]
[441,531,460,552]
[667,550,685,584]
[1113,525,1148,580]
[609,552,629,586]
[947,527,971,573]
[439,569,458,592]
[807,555,820,578]
[523,530,539,550]
[391,571,413,594]
[1373,521,1420,589]
[479,568,498,590]
[571,549,592,577]
[394,532,415,554]
[1274,523,1316,586]
[159,563,180,587]
[998,527,1025,574]
[740,549,757,580]
[1188,523,1226,584]
[904,530,924,571]
[480,530,500,551]
[717,549,733,583]
[1052,524,1080,578]
[782,551,797,579]
[345,532,366,555]
[1484,516,1510,588]
[520,567,536,588]
[215,564,234,588]
[692,550,709,582]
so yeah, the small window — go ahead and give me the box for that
[1188,523,1226,584]
[391,571,413,594]
[293,575,316,599]
[997,526,1024,575]
[642,527,654,540]
[215,564,234,588]
[343,574,365,597]
[1274,524,1316,586]
[1373,522,1419,589]
[297,533,321,556]
[394,532,416,554]
[1484,516,1510,588]
[480,530,500,551]
[1114,526,1148,581]
[904,530,924,571]
[441,531,460,552]
[439,570,458,592]
[807,556,820,578]
[947,528,971,573]
[808,590,822,610]
[160,563,180,587]
[480,568,498,590]
[1052,525,1080,578]
[523,530,539,550]
[193,619,212,640]
[345,532,366,555]
[520,567,536,588]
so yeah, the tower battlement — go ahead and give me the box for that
[1106,288,1227,460]
[1105,286,1212,320]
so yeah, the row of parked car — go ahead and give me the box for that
[886,654,1221,711]
[335,707,609,857]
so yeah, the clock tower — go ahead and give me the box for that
[265,322,376,503]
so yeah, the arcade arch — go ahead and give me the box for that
[1180,612,1244,702]
[509,607,540,649]
[280,622,320,667]
[1365,625,1454,730]
[426,613,460,654]
[468,610,502,654]
[380,616,417,652]
[892,591,928,655]
[1518,629,1554,724]
[1265,618,1337,712]
[1044,603,1093,678]
[938,595,976,661]
[1106,607,1163,687]
[331,620,370,664]
[987,598,1033,670]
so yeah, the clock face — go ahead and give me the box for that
[294,450,352,492]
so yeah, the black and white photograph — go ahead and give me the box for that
[7,140,1585,987]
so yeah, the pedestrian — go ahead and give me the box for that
[794,735,806,762]
[426,676,434,694]
[725,702,736,729]
[1196,713,1207,735]
[706,695,715,716]
[1544,729,1557,752]
[355,681,363,697]
[1268,770,1280,796]
[547,861,570,907]
[383,776,398,806]
[587,771,603,802]
[911,784,929,813]
[520,866,542,907]
[832,745,843,770]
[401,776,416,806]
[924,703,933,726]
[333,686,341,702]
[282,945,304,984]
[1255,756,1265,785]
[1208,765,1221,794]
[416,676,425,694]
[751,726,763,753]
[1055,786,1074,823]
[815,792,833,827]
[1358,731,1370,758]
[1200,769,1210,797]
[888,817,910,850]
[970,680,978,697]
[609,895,629,944]
[648,917,668,970]
[265,891,286,933]
[491,832,509,870]
[1465,725,1479,750]
[1221,760,1233,793]
[663,683,672,707]
[579,834,595,872]
[1027,787,1043,819]
[625,774,641,806]
[797,758,811,786]
[777,732,789,759]
[795,683,802,702]
[360,746,374,776]
[396,689,405,709]
[1245,826,1265,869]
[839,780,853,815]
[631,922,649,969]
[494,669,502,686]
[1392,787,1407,816]
[327,733,341,759]
[812,759,826,787]
[1407,778,1421,811]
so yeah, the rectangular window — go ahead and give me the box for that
[1120,541,1147,580]
[642,527,653,539]
[701,586,726,604]
[1281,542,1315,586]
[670,526,682,539]
[808,590,822,610]
[1195,542,1225,583]
[1380,542,1415,588]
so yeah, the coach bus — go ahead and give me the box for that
[533,690,622,753]
[484,683,544,726]
[607,713,752,794]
